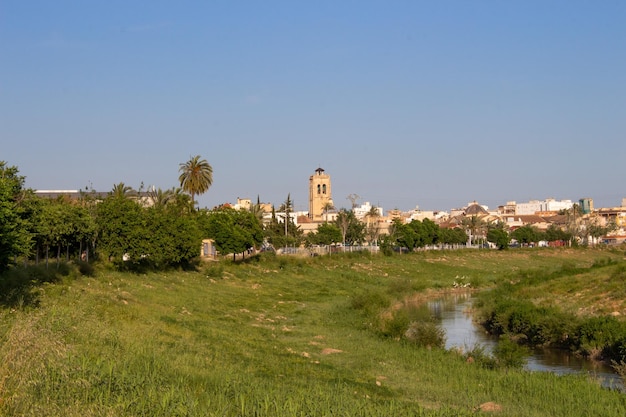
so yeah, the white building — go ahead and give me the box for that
[515,198,573,215]
[353,201,383,220]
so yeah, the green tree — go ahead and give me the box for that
[545,224,571,244]
[405,218,439,248]
[143,204,202,267]
[95,196,145,264]
[395,220,418,251]
[334,209,365,246]
[202,207,263,260]
[110,182,136,199]
[511,224,540,246]
[179,155,213,206]
[148,187,174,209]
[438,227,468,246]
[266,195,303,249]
[487,222,510,250]
[307,222,342,246]
[0,162,31,270]
[33,199,91,267]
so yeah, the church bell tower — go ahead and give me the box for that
[309,167,333,221]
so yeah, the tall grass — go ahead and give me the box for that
[1,248,625,416]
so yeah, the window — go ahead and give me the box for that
[322,184,326,194]
[317,184,321,194]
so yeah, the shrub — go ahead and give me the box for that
[377,309,411,339]
[575,316,626,360]
[404,321,446,349]
[493,336,528,369]
[459,344,497,369]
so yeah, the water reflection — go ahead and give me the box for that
[427,293,623,391]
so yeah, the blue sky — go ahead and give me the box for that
[2,1,625,212]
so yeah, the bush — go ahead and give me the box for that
[575,316,626,360]
[377,309,411,339]
[76,260,95,277]
[493,336,528,369]
[458,344,498,369]
[404,321,446,349]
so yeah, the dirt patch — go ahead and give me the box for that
[478,401,502,412]
[321,348,343,355]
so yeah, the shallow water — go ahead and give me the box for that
[427,293,623,391]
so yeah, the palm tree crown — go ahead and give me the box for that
[178,155,213,206]
[110,182,135,199]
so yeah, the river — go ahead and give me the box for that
[427,293,624,391]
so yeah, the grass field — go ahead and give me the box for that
[1,248,625,416]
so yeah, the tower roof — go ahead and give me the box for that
[315,167,325,174]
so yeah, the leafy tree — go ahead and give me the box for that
[307,223,342,246]
[545,224,571,243]
[266,199,303,249]
[179,155,213,206]
[438,227,468,246]
[511,224,540,246]
[334,209,365,245]
[32,199,94,267]
[0,162,31,270]
[202,207,263,260]
[487,222,510,250]
[395,220,418,251]
[406,218,439,248]
[143,205,202,267]
[95,196,145,264]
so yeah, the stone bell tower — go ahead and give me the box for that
[309,167,333,221]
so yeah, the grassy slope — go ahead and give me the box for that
[1,248,625,416]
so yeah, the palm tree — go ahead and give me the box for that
[322,202,334,223]
[178,155,213,206]
[249,196,265,223]
[461,215,486,246]
[365,206,381,245]
[110,182,135,199]
[148,187,174,209]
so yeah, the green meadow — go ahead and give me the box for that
[1,248,625,416]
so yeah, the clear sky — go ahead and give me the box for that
[2,1,625,212]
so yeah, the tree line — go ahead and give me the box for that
[3,157,606,274]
